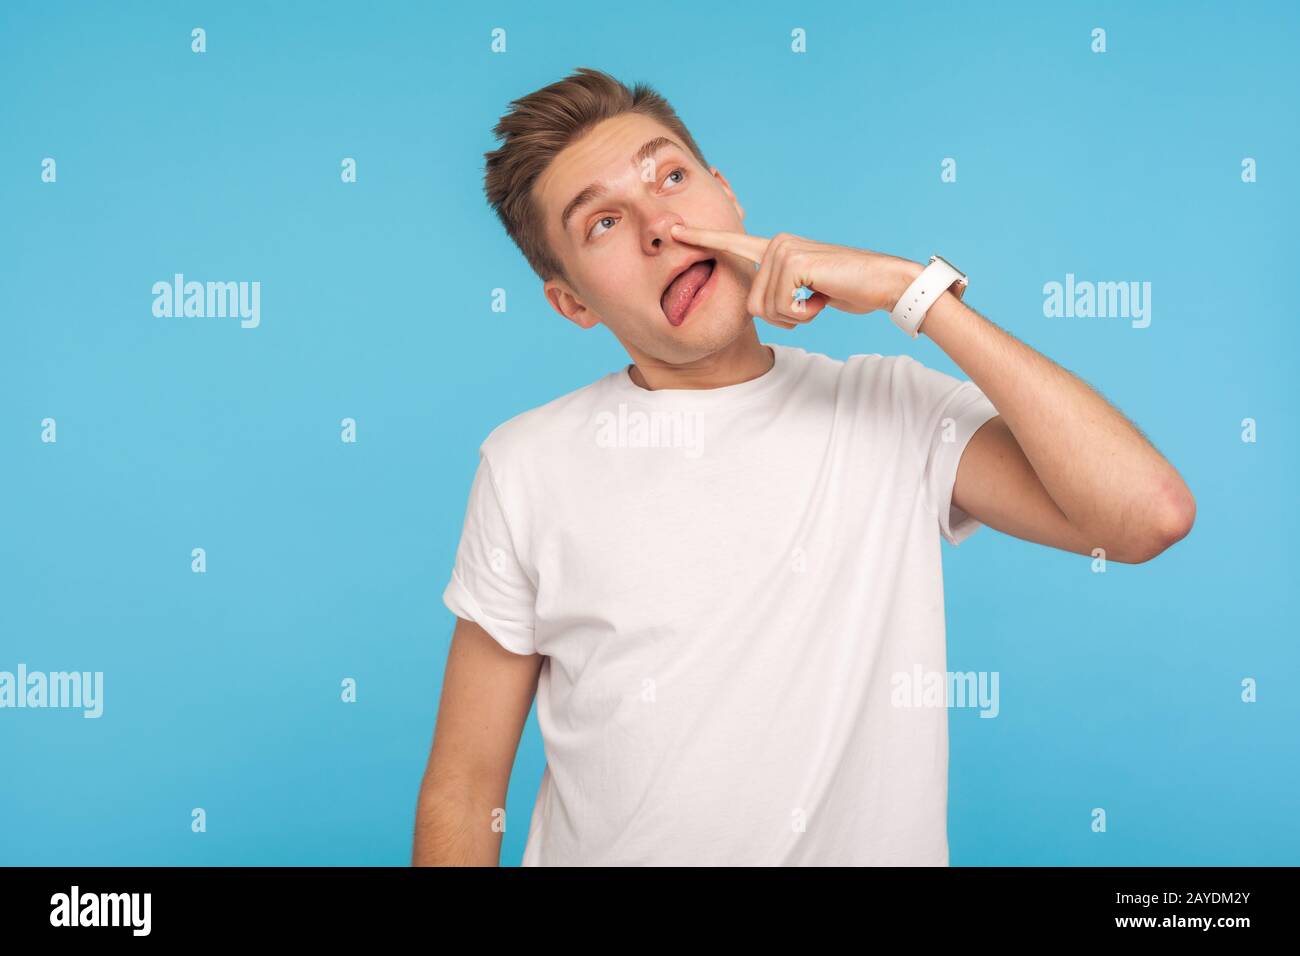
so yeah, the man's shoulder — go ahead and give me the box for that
[825,348,959,395]
[789,344,916,393]
[788,347,968,428]
[478,370,615,463]
[785,343,903,374]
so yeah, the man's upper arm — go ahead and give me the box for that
[951,415,1102,559]
[442,450,539,656]
[421,616,542,799]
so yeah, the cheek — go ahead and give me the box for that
[580,266,652,324]
[717,253,756,295]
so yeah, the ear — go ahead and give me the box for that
[545,279,600,330]
[709,166,745,223]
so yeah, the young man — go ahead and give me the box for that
[412,68,1195,867]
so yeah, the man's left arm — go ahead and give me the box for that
[665,225,1197,564]
[911,268,1196,565]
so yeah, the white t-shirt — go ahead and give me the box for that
[442,343,1000,865]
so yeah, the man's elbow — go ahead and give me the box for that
[1129,485,1196,563]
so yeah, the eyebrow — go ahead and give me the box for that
[559,136,685,235]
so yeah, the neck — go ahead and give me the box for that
[627,324,774,391]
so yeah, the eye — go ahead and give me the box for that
[588,215,617,240]
[585,167,687,241]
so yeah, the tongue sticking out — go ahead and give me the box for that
[661,260,714,326]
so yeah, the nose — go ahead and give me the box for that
[648,212,687,252]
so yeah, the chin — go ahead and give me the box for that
[656,302,750,363]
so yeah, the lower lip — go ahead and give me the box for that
[670,262,718,327]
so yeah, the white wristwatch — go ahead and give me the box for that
[889,255,968,338]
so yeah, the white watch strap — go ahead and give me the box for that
[889,256,968,338]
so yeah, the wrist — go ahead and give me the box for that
[887,255,968,338]
[885,258,925,312]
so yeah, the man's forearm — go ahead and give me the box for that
[909,269,1194,550]
[412,783,504,866]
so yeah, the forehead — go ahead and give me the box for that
[534,113,686,246]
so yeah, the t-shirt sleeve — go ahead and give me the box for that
[896,355,1001,546]
[441,452,539,655]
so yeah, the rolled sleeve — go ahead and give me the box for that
[926,381,1000,545]
[891,354,1000,547]
[442,453,538,655]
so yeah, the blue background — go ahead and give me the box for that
[2,0,1296,865]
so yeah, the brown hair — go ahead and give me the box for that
[483,67,710,285]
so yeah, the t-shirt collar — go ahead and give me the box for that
[609,344,799,409]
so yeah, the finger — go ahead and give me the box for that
[749,256,796,330]
[768,259,817,325]
[778,276,827,323]
[749,270,794,329]
[766,244,829,323]
[746,241,778,325]
[761,238,808,325]
[789,291,829,322]
[670,224,769,265]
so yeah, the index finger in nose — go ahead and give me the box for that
[670,224,769,265]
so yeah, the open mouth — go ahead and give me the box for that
[660,257,716,327]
